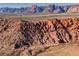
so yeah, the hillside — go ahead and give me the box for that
[67,5,79,13]
[0,16,79,55]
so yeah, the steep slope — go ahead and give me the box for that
[0,17,79,55]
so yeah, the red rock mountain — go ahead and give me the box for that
[0,17,79,55]
[67,5,79,13]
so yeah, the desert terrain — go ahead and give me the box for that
[0,13,79,56]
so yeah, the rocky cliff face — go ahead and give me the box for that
[0,17,79,55]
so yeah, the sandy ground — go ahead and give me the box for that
[37,43,79,56]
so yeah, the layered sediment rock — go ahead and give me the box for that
[0,17,79,55]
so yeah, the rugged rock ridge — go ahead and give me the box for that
[0,4,71,14]
[67,5,79,13]
[0,17,79,55]
[1,4,79,14]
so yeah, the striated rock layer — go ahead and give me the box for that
[0,17,79,55]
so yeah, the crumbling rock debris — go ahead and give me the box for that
[0,17,79,55]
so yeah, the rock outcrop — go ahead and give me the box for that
[67,5,79,13]
[0,17,79,55]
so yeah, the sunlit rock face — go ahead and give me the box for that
[0,17,79,55]
[67,5,79,13]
